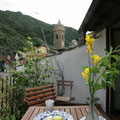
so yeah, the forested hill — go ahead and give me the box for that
[0,10,81,56]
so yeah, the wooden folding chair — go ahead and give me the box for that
[57,80,73,98]
[24,84,71,106]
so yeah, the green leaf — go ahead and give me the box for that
[82,66,89,70]
[94,83,101,92]
[110,46,113,54]
[106,81,115,90]
[27,36,31,41]
[111,55,119,60]
[85,82,89,86]
[100,57,110,67]
[101,80,106,89]
[91,66,100,74]
[104,49,109,54]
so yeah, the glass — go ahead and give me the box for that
[45,99,54,111]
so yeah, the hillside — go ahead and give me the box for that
[0,10,81,56]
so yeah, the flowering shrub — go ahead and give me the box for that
[81,34,120,97]
[10,37,55,119]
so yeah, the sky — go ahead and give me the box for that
[0,0,92,30]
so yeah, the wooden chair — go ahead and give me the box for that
[57,80,73,97]
[24,84,71,106]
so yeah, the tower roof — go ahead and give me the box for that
[57,20,63,25]
[54,19,65,31]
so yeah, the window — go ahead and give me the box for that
[62,35,64,39]
[56,34,58,39]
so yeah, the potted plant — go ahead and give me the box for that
[81,34,120,120]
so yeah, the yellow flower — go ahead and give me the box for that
[85,67,90,74]
[87,45,94,53]
[81,67,90,81]
[86,75,90,82]
[91,54,101,65]
[85,34,95,54]
[85,34,90,42]
[81,72,86,78]
[85,34,95,46]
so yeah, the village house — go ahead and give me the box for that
[79,0,120,118]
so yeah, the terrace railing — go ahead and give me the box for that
[0,74,20,116]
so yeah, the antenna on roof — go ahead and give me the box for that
[41,27,49,52]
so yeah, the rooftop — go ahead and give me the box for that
[79,0,120,33]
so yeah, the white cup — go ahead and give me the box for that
[45,99,54,111]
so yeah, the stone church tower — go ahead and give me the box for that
[53,20,65,49]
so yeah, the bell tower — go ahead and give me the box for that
[53,20,65,49]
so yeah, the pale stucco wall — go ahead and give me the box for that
[50,29,106,111]
[94,29,106,111]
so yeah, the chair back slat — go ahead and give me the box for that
[26,88,55,96]
[25,84,54,92]
[24,84,56,106]
[26,92,56,101]
[28,96,56,106]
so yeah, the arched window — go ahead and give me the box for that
[56,34,58,39]
[62,35,64,39]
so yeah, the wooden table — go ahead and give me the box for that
[22,106,110,120]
